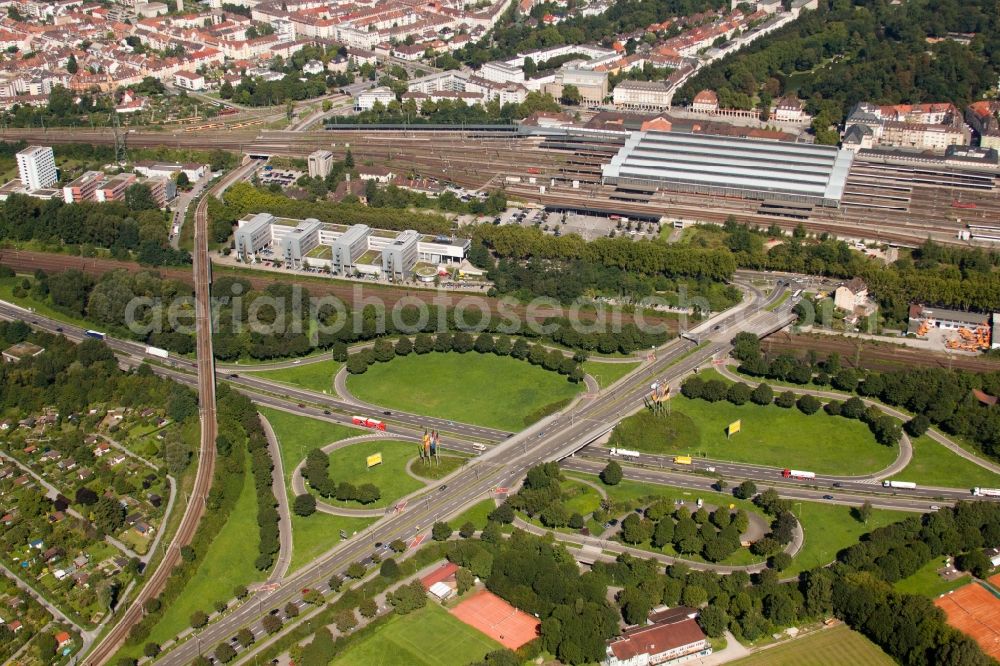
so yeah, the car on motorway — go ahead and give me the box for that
[439,485,448,491]
[930,505,941,510]
[229,373,239,378]
[297,403,305,408]
[383,410,392,415]
[55,327,63,332]
[323,409,331,415]
[822,495,834,500]
[832,482,843,488]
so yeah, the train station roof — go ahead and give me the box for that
[601,131,854,205]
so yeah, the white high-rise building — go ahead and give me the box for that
[16,146,57,191]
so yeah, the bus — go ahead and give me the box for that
[673,456,693,465]
[84,330,106,340]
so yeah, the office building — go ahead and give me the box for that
[16,145,57,191]
[308,150,335,179]
[381,229,419,279]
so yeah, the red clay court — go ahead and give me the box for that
[450,590,540,650]
[934,582,1000,660]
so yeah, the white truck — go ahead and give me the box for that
[144,346,169,359]
[972,487,1000,497]
[610,448,640,459]
[883,480,917,489]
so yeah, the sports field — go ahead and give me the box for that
[732,624,893,665]
[330,602,501,666]
[346,352,581,431]
[451,590,540,650]
[935,583,1000,660]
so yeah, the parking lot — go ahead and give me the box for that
[259,169,303,188]
[490,208,663,241]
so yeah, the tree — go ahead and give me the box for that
[620,514,652,544]
[769,552,792,571]
[568,512,585,529]
[93,495,126,534]
[856,500,873,525]
[727,382,752,405]
[600,461,623,485]
[956,550,991,578]
[346,353,370,374]
[300,627,334,666]
[456,567,475,594]
[332,341,349,362]
[346,562,366,579]
[328,574,343,591]
[237,628,255,647]
[734,480,757,499]
[380,558,400,579]
[414,333,434,354]
[344,149,354,168]
[750,383,773,405]
[389,539,406,553]
[214,642,237,663]
[190,609,209,629]
[67,54,79,74]
[395,336,413,356]
[293,493,316,516]
[262,614,283,634]
[698,605,728,637]
[372,338,395,362]
[144,643,161,658]
[775,391,796,408]
[474,333,494,354]
[331,608,357,632]
[176,171,191,189]
[905,414,931,437]
[489,502,514,524]
[432,521,453,541]
[36,633,58,659]
[359,597,378,618]
[76,486,99,505]
[561,84,581,105]
[459,521,476,538]
[125,183,158,211]
[796,394,821,415]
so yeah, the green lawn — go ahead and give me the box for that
[732,624,894,666]
[259,407,361,477]
[409,454,468,480]
[894,558,971,598]
[289,512,374,574]
[259,408,378,573]
[449,499,496,530]
[248,359,342,394]
[562,480,604,516]
[609,394,896,475]
[900,435,999,490]
[142,456,264,649]
[346,352,582,431]
[785,502,906,577]
[326,440,427,508]
[330,601,502,666]
[583,360,642,389]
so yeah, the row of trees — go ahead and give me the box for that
[243,411,280,571]
[302,448,381,505]
[345,333,586,383]
[327,92,563,126]
[731,333,1000,458]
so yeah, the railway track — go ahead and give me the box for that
[3,128,997,247]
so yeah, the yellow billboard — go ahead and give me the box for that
[366,453,383,468]
[727,420,741,437]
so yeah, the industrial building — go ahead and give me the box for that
[233,214,470,279]
[601,131,854,207]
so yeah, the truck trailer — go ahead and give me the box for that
[883,480,917,489]
[782,469,816,479]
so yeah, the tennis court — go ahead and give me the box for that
[450,590,540,650]
[934,582,1000,659]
